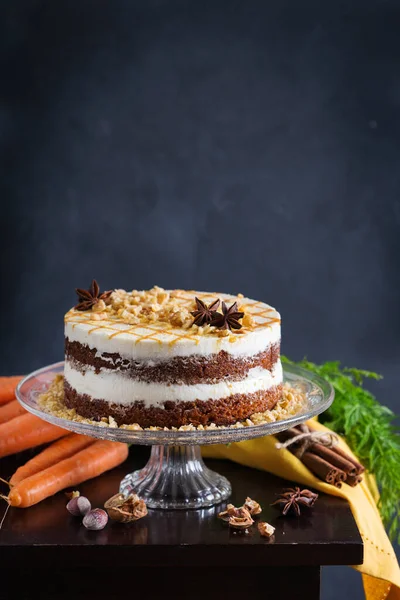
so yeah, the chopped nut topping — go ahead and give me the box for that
[243,497,262,515]
[157,291,169,304]
[258,521,275,538]
[90,312,107,320]
[170,308,192,328]
[91,299,106,313]
[67,285,266,336]
[120,309,140,324]
[218,328,231,337]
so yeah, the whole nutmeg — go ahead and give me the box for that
[104,492,147,523]
[83,508,108,531]
[67,496,91,517]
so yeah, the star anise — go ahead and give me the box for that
[190,297,220,326]
[271,487,318,516]
[75,279,113,311]
[210,301,244,331]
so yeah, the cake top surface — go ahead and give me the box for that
[64,286,281,359]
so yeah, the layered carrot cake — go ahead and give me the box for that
[64,282,282,428]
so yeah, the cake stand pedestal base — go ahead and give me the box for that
[119,444,231,509]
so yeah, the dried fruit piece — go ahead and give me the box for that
[243,497,262,515]
[83,508,108,530]
[258,521,275,538]
[228,507,254,530]
[104,492,148,523]
[66,495,91,516]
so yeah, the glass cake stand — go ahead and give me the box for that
[16,362,334,510]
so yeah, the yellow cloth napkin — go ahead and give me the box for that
[202,420,400,600]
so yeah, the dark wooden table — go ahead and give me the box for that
[0,446,363,600]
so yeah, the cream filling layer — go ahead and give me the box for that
[64,360,283,407]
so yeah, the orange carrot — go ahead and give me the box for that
[0,399,26,424]
[10,433,96,486]
[0,413,68,458]
[7,440,128,507]
[0,376,23,406]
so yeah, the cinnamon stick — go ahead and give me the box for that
[346,474,363,487]
[311,444,357,476]
[302,452,347,488]
[329,445,365,475]
[276,425,364,487]
[298,423,309,433]
[306,423,365,475]
[276,426,311,457]
[276,427,303,443]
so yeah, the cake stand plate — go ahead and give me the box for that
[16,362,334,510]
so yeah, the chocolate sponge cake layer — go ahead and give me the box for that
[65,338,280,385]
[64,380,282,428]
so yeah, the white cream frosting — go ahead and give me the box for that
[65,290,281,361]
[64,361,283,407]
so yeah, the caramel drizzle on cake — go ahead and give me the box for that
[65,289,280,348]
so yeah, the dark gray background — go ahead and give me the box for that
[1,1,399,597]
